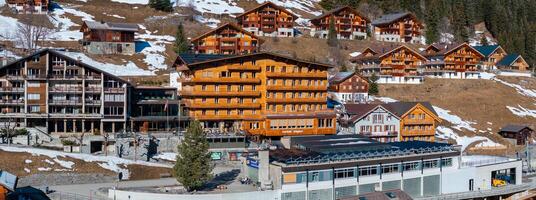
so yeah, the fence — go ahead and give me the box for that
[47,190,108,200]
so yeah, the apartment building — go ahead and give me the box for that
[340,102,440,142]
[191,23,263,55]
[310,6,370,40]
[0,49,181,136]
[245,135,522,200]
[236,2,297,37]
[80,21,138,55]
[351,45,427,84]
[174,52,337,138]
[327,72,369,104]
[6,0,49,14]
[420,43,485,79]
[372,12,424,44]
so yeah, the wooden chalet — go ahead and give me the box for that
[80,21,138,55]
[384,102,441,142]
[372,12,424,44]
[236,2,297,37]
[421,42,485,79]
[6,0,48,14]
[473,45,507,70]
[328,72,369,103]
[351,45,427,84]
[174,52,336,138]
[310,6,370,40]
[499,124,533,145]
[496,54,530,71]
[191,23,263,55]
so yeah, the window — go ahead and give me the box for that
[403,162,419,171]
[27,82,40,87]
[202,85,206,91]
[335,168,355,179]
[423,160,439,169]
[359,166,378,176]
[104,106,124,115]
[381,164,399,174]
[27,93,40,100]
[104,94,124,102]
[441,158,453,167]
[29,106,40,113]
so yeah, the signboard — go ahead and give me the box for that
[0,171,18,191]
[247,157,259,169]
[211,152,222,160]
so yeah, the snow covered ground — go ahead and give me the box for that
[154,152,177,162]
[57,51,155,76]
[436,126,502,151]
[175,0,244,15]
[433,106,477,132]
[495,78,536,98]
[507,105,536,118]
[0,146,169,179]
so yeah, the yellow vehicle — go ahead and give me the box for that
[492,178,506,187]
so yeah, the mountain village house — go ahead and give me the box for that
[473,45,530,72]
[351,45,427,84]
[328,72,369,103]
[340,102,440,142]
[191,23,263,55]
[174,52,336,138]
[310,6,370,40]
[236,2,297,37]
[80,21,138,55]
[372,12,424,44]
[420,43,485,79]
[498,124,534,145]
[6,0,48,14]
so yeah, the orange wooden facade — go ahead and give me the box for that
[442,43,484,72]
[310,6,369,40]
[176,53,337,137]
[191,23,263,55]
[399,103,441,142]
[6,0,48,13]
[236,2,297,37]
[373,13,423,43]
[0,185,6,200]
[352,45,427,77]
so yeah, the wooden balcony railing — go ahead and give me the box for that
[0,87,24,92]
[266,72,326,78]
[266,85,327,91]
[266,97,326,103]
[186,102,261,109]
[180,77,261,84]
[227,65,262,71]
[104,87,125,93]
[0,99,24,104]
[180,90,261,97]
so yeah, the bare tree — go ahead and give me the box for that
[74,132,85,153]
[0,112,17,146]
[103,132,110,156]
[15,16,52,51]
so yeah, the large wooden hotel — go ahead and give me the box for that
[174,53,337,138]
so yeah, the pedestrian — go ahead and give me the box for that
[118,172,123,181]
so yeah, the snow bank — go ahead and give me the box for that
[169,71,180,88]
[498,71,533,77]
[479,72,496,80]
[176,0,244,14]
[507,105,536,118]
[0,16,21,40]
[433,106,477,132]
[56,51,155,76]
[154,152,177,162]
[495,78,536,98]
[369,96,398,103]
[436,126,502,151]
[349,52,361,57]
[25,159,32,164]
[0,146,169,179]
[48,4,95,41]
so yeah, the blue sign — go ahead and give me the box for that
[247,157,259,169]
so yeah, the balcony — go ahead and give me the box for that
[180,90,261,97]
[180,77,261,84]
[85,87,102,93]
[49,87,83,93]
[6,75,24,80]
[0,99,24,105]
[403,119,435,125]
[0,87,24,93]
[104,87,125,93]
[26,74,47,80]
[266,72,326,78]
[193,114,263,121]
[85,99,101,105]
[227,65,262,71]
[85,75,102,80]
[49,99,82,105]
[360,131,398,137]
[266,97,326,103]
[266,85,327,91]
[186,102,261,109]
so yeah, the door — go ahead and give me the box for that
[117,44,123,53]
[469,179,474,191]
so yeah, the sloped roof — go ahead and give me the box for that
[384,102,438,117]
[496,54,521,66]
[329,72,355,84]
[422,43,485,59]
[235,1,297,18]
[6,186,50,200]
[310,6,370,25]
[344,104,400,124]
[83,21,138,32]
[500,124,533,133]
[190,22,263,43]
[176,54,231,65]
[175,52,333,71]
[372,12,420,26]
[472,45,501,57]
[351,45,427,63]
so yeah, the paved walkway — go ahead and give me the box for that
[50,178,178,198]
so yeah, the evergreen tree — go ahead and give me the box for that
[480,36,488,46]
[174,23,189,54]
[173,120,213,192]
[424,0,440,44]
[368,73,379,95]
[150,0,172,12]
[327,15,338,47]
[340,64,348,72]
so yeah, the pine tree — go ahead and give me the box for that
[327,15,338,47]
[174,23,189,54]
[368,73,379,95]
[424,0,440,44]
[173,120,213,192]
[480,36,489,46]
[340,64,348,72]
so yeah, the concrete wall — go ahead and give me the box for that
[84,42,135,55]
[109,189,278,200]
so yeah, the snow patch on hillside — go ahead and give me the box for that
[48,4,95,41]
[257,0,322,16]
[433,106,477,132]
[507,105,536,118]
[57,51,155,76]
[495,78,536,98]
[436,126,502,151]
[0,16,21,40]
[0,146,169,179]
[176,0,244,15]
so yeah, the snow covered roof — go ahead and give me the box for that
[83,21,139,32]
[499,124,533,133]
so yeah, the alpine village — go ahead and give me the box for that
[0,0,535,200]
